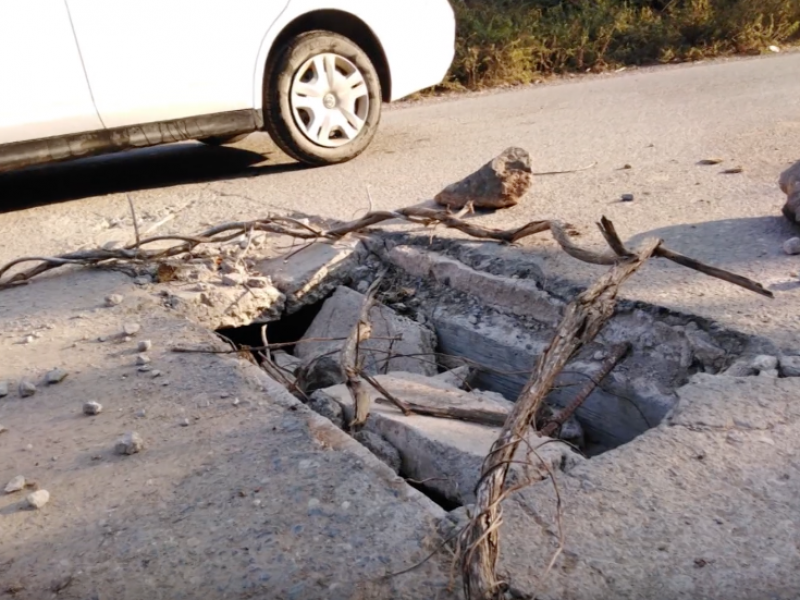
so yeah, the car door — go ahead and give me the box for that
[65,1,290,129]
[0,1,104,145]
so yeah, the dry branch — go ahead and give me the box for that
[342,270,385,430]
[540,342,630,438]
[458,238,661,600]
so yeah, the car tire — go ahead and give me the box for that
[198,134,249,146]
[263,30,382,166]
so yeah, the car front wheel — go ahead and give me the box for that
[263,31,382,166]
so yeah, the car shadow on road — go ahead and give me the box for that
[0,143,305,214]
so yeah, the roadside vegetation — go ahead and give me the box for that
[448,0,800,88]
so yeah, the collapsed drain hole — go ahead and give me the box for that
[216,299,326,356]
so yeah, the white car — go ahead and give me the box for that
[0,1,455,172]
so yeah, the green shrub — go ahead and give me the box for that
[447,0,800,88]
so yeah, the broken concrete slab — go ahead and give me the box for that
[295,286,438,381]
[493,373,800,600]
[257,238,360,313]
[388,245,564,326]
[320,372,584,505]
[161,281,285,330]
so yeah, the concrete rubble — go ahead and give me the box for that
[294,286,438,390]
[317,372,584,505]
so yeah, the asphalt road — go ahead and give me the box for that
[0,52,798,347]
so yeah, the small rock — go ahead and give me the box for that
[769,45,781,53]
[0,424,7,435]
[435,147,533,210]
[221,273,246,287]
[138,340,152,352]
[724,357,757,377]
[83,401,103,416]
[179,418,190,427]
[135,354,151,366]
[115,432,144,455]
[246,277,271,289]
[783,238,800,256]
[138,365,153,373]
[123,323,141,336]
[751,355,779,372]
[133,276,151,286]
[26,489,50,509]
[23,335,35,344]
[151,370,162,378]
[779,355,800,378]
[759,369,780,378]
[0,381,8,397]
[18,380,36,398]
[356,280,370,294]
[308,391,344,428]
[620,193,635,202]
[4,475,25,494]
[45,368,68,384]
[105,294,124,307]
[135,409,147,418]
[232,398,240,407]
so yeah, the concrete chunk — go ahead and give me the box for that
[257,239,360,313]
[295,286,438,381]
[321,373,583,505]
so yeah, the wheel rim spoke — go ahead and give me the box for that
[290,52,371,148]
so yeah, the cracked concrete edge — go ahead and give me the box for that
[244,361,448,520]
[368,232,779,357]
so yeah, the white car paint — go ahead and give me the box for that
[0,0,455,148]
[0,1,103,144]
[65,0,291,128]
[251,0,457,106]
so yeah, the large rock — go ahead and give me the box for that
[257,239,360,313]
[434,147,533,210]
[295,286,438,385]
[320,372,584,505]
[780,160,800,225]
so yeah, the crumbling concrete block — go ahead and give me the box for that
[295,286,438,383]
[320,373,584,505]
[388,245,564,325]
[256,239,360,313]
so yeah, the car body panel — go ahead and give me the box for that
[65,0,290,128]
[0,1,104,144]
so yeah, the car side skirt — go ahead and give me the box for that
[0,109,263,174]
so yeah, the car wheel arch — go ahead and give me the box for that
[262,9,392,104]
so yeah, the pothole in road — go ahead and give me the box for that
[209,231,778,508]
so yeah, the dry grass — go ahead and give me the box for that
[447,0,800,89]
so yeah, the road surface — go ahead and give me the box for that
[0,52,798,347]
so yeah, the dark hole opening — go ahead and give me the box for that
[216,298,326,356]
[403,476,462,511]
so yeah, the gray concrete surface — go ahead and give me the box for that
[0,53,797,343]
